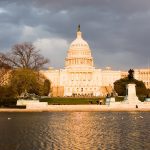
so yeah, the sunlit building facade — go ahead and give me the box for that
[41,27,150,97]
[135,69,150,89]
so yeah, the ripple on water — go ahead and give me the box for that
[0,112,149,150]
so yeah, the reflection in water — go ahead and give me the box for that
[0,112,149,150]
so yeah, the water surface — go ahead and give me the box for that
[0,112,149,150]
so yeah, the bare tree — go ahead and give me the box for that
[1,42,49,70]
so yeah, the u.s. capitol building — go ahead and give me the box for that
[41,26,150,97]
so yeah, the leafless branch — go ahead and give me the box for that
[0,42,49,70]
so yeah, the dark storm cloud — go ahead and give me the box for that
[0,0,150,69]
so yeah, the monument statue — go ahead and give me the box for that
[17,91,48,109]
[128,69,134,80]
[123,69,141,104]
[19,90,40,100]
[77,24,80,32]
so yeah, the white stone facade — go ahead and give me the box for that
[134,69,150,89]
[41,28,103,97]
[41,27,150,97]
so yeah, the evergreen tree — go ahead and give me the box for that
[43,79,51,96]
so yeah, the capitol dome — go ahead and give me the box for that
[69,30,90,51]
[65,25,94,69]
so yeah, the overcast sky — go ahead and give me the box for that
[0,0,150,70]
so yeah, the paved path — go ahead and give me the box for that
[0,105,150,112]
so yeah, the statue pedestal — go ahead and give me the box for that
[123,84,141,104]
[17,99,48,109]
[106,97,116,105]
[145,98,150,102]
[17,100,39,106]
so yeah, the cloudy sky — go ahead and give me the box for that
[0,0,150,70]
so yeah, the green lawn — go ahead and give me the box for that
[40,97,104,105]
[40,96,144,105]
[115,96,124,102]
[115,96,144,102]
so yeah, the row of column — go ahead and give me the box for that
[66,58,93,66]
